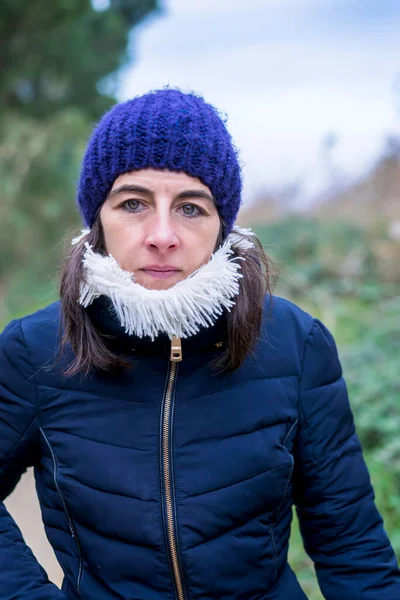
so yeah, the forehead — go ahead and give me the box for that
[110,168,211,194]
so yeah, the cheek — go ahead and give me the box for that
[102,217,141,264]
[187,220,220,265]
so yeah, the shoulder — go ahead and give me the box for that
[265,294,314,335]
[18,300,61,339]
[263,294,315,351]
[1,302,61,369]
[255,294,336,379]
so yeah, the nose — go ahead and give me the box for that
[144,212,180,252]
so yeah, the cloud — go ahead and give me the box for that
[169,0,334,13]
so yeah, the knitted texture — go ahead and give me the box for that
[77,89,243,236]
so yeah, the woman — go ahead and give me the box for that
[0,89,399,600]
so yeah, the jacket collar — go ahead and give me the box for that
[85,295,228,358]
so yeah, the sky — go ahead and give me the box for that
[116,0,400,206]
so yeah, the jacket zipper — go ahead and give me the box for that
[161,336,185,600]
[40,427,83,594]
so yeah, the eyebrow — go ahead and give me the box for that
[108,184,150,198]
[176,189,214,203]
[107,184,214,204]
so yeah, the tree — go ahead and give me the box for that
[0,0,160,120]
[0,0,160,324]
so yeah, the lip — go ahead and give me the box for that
[142,265,180,271]
[140,266,181,279]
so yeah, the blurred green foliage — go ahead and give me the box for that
[0,0,159,119]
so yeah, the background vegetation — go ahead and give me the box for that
[0,0,159,324]
[241,173,400,598]
[1,2,399,598]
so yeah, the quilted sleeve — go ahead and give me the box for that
[0,319,65,599]
[293,318,400,599]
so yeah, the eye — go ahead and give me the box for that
[179,204,203,218]
[122,199,143,212]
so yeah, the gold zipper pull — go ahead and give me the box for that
[170,336,182,362]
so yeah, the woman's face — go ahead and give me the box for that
[100,169,221,290]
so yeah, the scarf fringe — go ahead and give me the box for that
[79,237,246,340]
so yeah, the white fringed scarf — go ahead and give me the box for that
[73,226,255,341]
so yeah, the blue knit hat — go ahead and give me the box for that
[77,88,242,236]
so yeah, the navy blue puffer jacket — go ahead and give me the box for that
[0,295,399,599]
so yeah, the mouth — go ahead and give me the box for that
[140,267,181,280]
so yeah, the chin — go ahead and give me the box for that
[149,282,176,290]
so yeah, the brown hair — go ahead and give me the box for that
[59,217,276,377]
